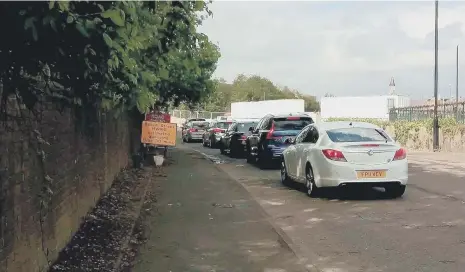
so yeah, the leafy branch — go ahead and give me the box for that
[0,1,220,117]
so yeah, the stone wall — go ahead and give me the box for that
[0,96,140,272]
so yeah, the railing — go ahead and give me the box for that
[170,110,227,120]
[389,102,465,123]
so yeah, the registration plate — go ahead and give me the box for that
[356,170,386,179]
[282,136,294,143]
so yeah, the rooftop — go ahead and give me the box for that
[267,113,311,118]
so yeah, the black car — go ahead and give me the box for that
[246,113,314,168]
[219,120,259,157]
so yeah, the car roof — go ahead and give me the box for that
[266,113,312,119]
[233,119,260,123]
[316,121,381,131]
[191,121,208,125]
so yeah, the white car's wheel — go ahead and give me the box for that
[305,165,319,197]
[385,184,406,198]
[280,160,291,185]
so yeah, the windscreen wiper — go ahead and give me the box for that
[375,129,388,143]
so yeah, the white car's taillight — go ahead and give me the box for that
[393,148,407,160]
[322,149,347,162]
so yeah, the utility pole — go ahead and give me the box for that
[433,0,439,151]
[456,45,459,117]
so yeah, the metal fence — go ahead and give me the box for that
[389,102,465,123]
[170,110,227,120]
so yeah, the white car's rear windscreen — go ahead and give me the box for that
[326,127,391,143]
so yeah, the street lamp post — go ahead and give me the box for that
[456,45,459,118]
[433,0,439,151]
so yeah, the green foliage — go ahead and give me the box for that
[201,75,320,112]
[0,1,220,115]
[325,117,465,146]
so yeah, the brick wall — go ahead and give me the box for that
[0,95,140,272]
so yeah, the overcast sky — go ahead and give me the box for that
[198,1,465,100]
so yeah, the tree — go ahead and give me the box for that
[302,95,320,111]
[202,74,320,112]
[0,1,220,117]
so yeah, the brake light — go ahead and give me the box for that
[322,149,347,162]
[188,128,197,132]
[265,122,279,140]
[213,128,222,133]
[286,117,300,120]
[266,122,275,140]
[362,144,379,147]
[393,148,406,161]
[240,135,247,140]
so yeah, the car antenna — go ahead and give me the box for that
[349,122,352,126]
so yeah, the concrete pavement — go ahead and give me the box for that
[408,151,465,162]
[132,146,307,272]
[408,151,465,177]
[186,142,465,272]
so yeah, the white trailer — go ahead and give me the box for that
[230,99,305,119]
[303,112,320,123]
[320,95,410,120]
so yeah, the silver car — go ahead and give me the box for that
[182,121,209,143]
[202,120,233,148]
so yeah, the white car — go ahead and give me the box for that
[281,121,408,198]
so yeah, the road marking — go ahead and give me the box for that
[306,218,323,223]
[303,208,318,213]
[261,200,285,206]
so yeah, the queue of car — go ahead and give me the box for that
[181,113,408,199]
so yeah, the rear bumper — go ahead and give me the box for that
[263,145,288,160]
[315,160,408,188]
[188,134,203,140]
[319,178,408,188]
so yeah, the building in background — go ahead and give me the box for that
[320,77,411,120]
[388,76,396,95]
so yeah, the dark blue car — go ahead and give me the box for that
[245,113,314,169]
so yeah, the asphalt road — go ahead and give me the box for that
[183,141,465,272]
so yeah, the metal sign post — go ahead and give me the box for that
[433,0,440,151]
